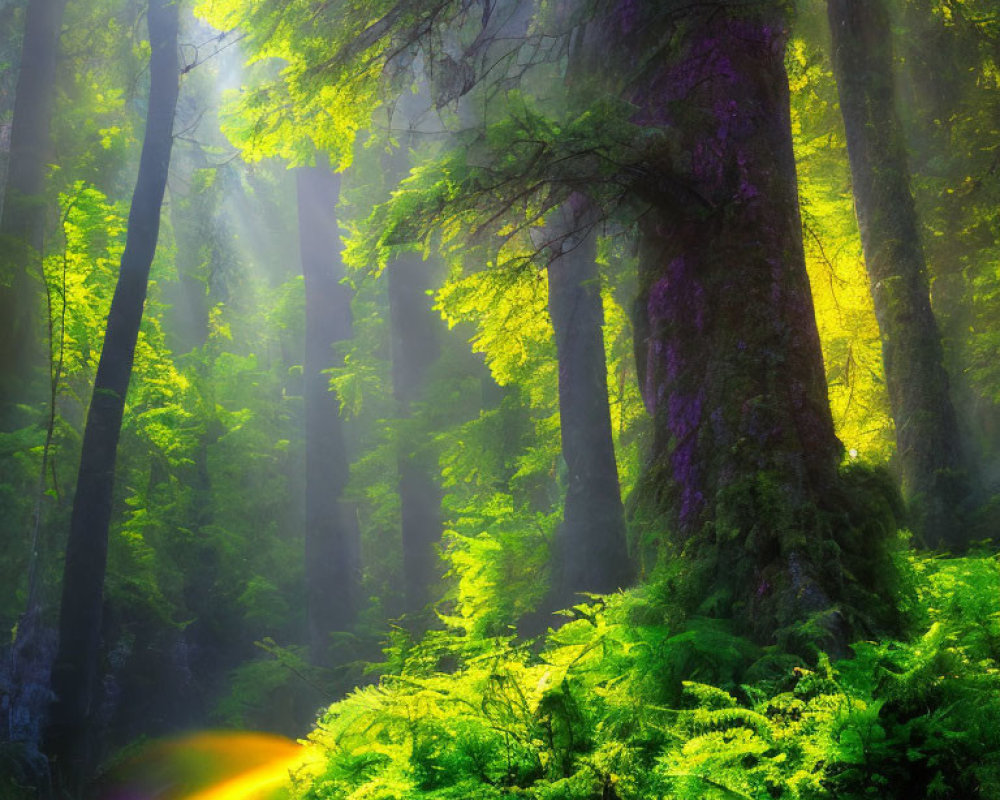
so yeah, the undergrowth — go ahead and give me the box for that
[289,551,1000,799]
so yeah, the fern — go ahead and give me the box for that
[289,552,1000,800]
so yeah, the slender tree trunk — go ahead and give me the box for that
[387,248,442,613]
[545,193,631,607]
[296,164,360,662]
[0,0,67,425]
[827,0,972,549]
[164,149,213,355]
[44,0,178,790]
[622,3,898,645]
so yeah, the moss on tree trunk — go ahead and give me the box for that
[623,2,901,646]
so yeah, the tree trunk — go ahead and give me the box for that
[387,248,442,614]
[0,0,67,425]
[296,164,360,662]
[44,0,178,790]
[624,3,898,645]
[545,193,631,607]
[164,148,214,355]
[827,0,972,549]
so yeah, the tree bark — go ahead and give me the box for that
[0,0,67,425]
[296,164,360,662]
[44,0,178,790]
[545,193,631,607]
[623,3,897,645]
[387,247,442,614]
[827,0,972,549]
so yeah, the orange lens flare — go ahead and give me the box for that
[102,731,320,800]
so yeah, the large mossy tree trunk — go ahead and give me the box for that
[623,3,898,645]
[0,0,67,426]
[296,164,360,662]
[44,0,178,791]
[545,193,631,608]
[827,0,972,550]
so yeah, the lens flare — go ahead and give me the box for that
[101,731,321,800]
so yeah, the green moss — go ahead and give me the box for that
[629,462,906,651]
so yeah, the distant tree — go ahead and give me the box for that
[827,0,974,548]
[0,0,67,425]
[388,256,443,614]
[296,163,361,661]
[44,0,179,790]
[890,0,1000,497]
[194,0,902,645]
[384,149,444,615]
[544,193,631,608]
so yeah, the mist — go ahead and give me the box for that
[1,0,999,797]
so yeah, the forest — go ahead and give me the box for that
[1,0,999,797]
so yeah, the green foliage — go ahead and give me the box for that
[195,0,380,166]
[787,18,894,462]
[288,554,1000,800]
[4,0,999,786]
[213,639,325,735]
[435,265,554,392]
[431,263,561,633]
[52,0,143,194]
[355,94,639,280]
[0,742,44,800]
[0,425,43,624]
[440,504,556,638]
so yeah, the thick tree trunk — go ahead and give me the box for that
[0,0,67,424]
[44,0,178,790]
[827,0,972,549]
[296,165,360,662]
[545,194,631,607]
[625,4,897,645]
[387,249,442,613]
